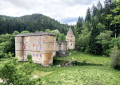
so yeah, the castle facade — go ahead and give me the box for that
[15,28,75,66]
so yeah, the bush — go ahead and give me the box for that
[0,58,41,85]
[110,46,120,69]
[27,55,33,63]
[4,52,14,58]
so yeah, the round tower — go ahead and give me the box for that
[15,36,24,61]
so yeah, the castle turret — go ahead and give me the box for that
[15,35,24,61]
[66,27,75,50]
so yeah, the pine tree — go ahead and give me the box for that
[85,8,91,22]
[76,17,83,33]
[89,16,102,54]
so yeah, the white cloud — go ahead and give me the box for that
[0,0,105,25]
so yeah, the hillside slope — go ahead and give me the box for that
[0,14,68,34]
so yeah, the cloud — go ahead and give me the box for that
[0,0,105,25]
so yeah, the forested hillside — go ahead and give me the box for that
[0,14,68,34]
[74,0,120,55]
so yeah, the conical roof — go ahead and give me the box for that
[66,27,75,37]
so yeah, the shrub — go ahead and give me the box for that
[110,46,120,69]
[27,55,33,63]
[4,52,14,58]
[0,58,41,85]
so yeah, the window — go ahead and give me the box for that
[36,54,38,57]
[40,46,42,50]
[59,45,61,50]
[40,54,42,58]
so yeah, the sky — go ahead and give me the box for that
[0,0,105,25]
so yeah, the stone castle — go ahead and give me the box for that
[15,28,75,66]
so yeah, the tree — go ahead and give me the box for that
[76,21,91,52]
[106,0,120,38]
[0,34,15,58]
[104,0,113,7]
[97,30,112,55]
[12,31,19,35]
[57,33,65,41]
[110,46,120,69]
[76,17,83,33]
[89,17,102,54]
[45,29,51,33]
[91,5,98,17]
[97,1,103,10]
[0,14,68,34]
[21,31,30,34]
[85,8,91,22]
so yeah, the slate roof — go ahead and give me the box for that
[16,32,56,37]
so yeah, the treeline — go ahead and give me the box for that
[74,0,120,56]
[0,14,68,34]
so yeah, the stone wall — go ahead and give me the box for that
[15,36,24,61]
[66,33,75,50]
[15,34,56,66]
[15,29,76,66]
[56,41,67,51]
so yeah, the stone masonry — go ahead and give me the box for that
[15,28,75,66]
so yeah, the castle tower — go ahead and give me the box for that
[66,27,75,50]
[15,35,24,61]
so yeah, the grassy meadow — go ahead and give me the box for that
[0,51,120,85]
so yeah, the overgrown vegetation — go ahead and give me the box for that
[27,55,33,63]
[0,52,120,85]
[0,58,41,85]
[74,0,120,56]
[110,46,120,69]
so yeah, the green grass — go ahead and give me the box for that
[0,51,120,85]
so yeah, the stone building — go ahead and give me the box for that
[66,27,75,49]
[15,28,75,66]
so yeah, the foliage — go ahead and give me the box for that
[97,30,113,55]
[110,46,120,69]
[0,14,68,34]
[85,8,91,22]
[0,34,15,58]
[75,0,120,56]
[21,31,30,34]
[106,0,120,38]
[0,58,41,85]
[1,52,120,85]
[4,52,14,58]
[57,33,65,41]
[76,22,91,52]
[109,36,120,50]
[27,55,33,63]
